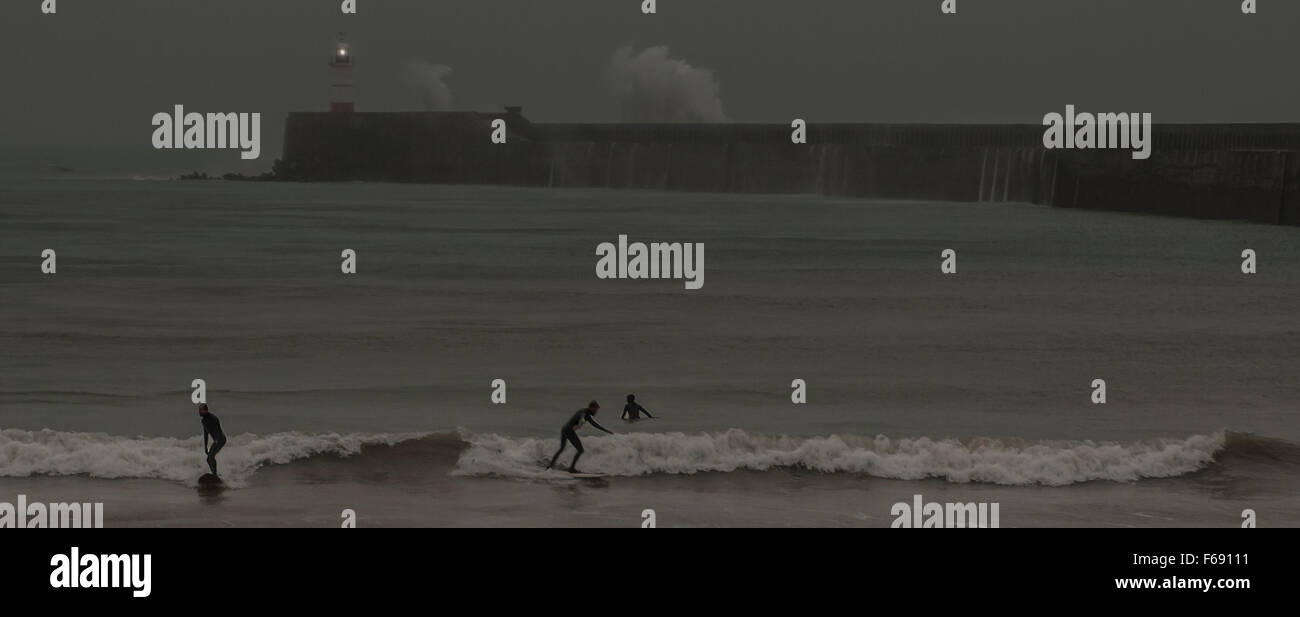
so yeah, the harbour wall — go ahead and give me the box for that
[277,113,1300,225]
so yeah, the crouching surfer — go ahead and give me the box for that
[199,403,226,477]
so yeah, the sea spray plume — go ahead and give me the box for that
[406,61,455,111]
[608,44,728,123]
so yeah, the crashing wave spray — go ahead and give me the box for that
[607,44,727,123]
[406,61,455,111]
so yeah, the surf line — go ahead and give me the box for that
[1042,105,1152,160]
[596,234,704,290]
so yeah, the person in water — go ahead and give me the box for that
[621,394,655,421]
[199,403,226,476]
[546,400,613,473]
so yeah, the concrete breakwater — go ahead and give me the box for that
[276,112,1300,225]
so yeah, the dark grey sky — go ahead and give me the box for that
[4,0,1298,154]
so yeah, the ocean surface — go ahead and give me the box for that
[1,177,1297,526]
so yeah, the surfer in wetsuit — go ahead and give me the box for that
[621,394,654,421]
[546,400,613,473]
[199,404,226,476]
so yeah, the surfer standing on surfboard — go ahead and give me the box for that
[199,404,227,477]
[621,394,654,421]
[546,400,613,474]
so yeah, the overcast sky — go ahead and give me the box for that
[4,0,1298,154]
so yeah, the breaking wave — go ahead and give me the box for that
[0,428,424,488]
[454,429,1261,486]
[2,427,1289,488]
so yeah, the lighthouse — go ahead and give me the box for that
[330,33,355,112]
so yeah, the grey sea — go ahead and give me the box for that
[1,177,1297,527]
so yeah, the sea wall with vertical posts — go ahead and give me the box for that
[276,113,1300,225]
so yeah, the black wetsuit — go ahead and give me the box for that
[201,413,226,476]
[622,402,653,421]
[547,409,609,472]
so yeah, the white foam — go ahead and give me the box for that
[0,428,423,488]
[454,429,1228,486]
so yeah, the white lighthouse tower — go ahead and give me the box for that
[329,33,355,112]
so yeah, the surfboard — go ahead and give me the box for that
[198,473,224,487]
[568,472,606,479]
